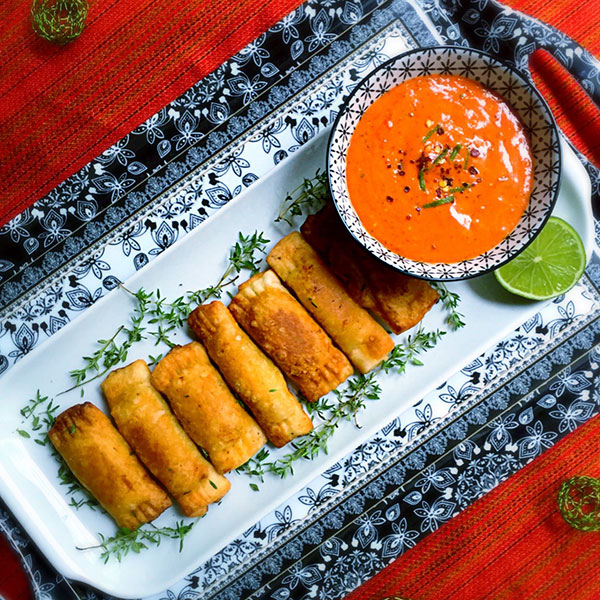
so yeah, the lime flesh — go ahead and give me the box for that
[494,217,586,300]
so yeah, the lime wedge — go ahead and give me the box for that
[494,216,586,300]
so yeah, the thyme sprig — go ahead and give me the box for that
[78,521,195,563]
[63,289,151,396]
[380,327,446,373]
[65,231,269,391]
[17,390,59,445]
[432,282,466,330]
[275,169,329,225]
[140,231,270,348]
[237,327,445,482]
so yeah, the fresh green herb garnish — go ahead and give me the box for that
[237,327,445,482]
[449,144,462,160]
[19,390,59,447]
[64,231,269,391]
[275,169,329,225]
[422,123,441,143]
[418,169,426,192]
[380,327,446,373]
[78,521,195,563]
[422,195,455,209]
[447,183,472,194]
[432,148,448,166]
[463,146,470,169]
[432,283,466,330]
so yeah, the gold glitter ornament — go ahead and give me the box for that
[31,0,89,46]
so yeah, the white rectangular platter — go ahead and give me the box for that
[0,131,594,599]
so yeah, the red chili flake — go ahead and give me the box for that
[410,159,415,164]
[387,164,391,169]
[406,214,412,220]
[404,186,410,193]
[386,195,394,202]
[476,178,482,183]
[470,148,480,157]
[435,187,442,197]
[416,206,421,213]
[437,126,444,135]
[469,166,479,175]
[399,170,406,176]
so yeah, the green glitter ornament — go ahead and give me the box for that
[557,476,600,531]
[31,0,89,46]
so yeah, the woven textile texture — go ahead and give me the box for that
[507,0,600,167]
[346,412,600,600]
[0,0,303,227]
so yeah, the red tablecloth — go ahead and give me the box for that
[0,0,303,227]
[0,0,599,598]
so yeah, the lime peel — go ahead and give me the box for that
[494,216,586,300]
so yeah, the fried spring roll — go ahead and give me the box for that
[151,342,267,473]
[228,270,353,402]
[49,402,171,530]
[188,301,313,447]
[301,204,439,333]
[101,360,230,517]
[267,232,394,373]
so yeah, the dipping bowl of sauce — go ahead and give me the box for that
[327,46,561,280]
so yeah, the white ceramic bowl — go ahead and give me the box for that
[327,46,561,281]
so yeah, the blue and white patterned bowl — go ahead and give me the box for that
[327,46,561,281]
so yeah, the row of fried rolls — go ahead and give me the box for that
[49,205,438,530]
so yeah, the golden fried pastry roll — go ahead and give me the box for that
[48,402,171,530]
[228,270,353,402]
[267,232,394,373]
[101,360,230,517]
[151,342,266,473]
[301,204,439,333]
[188,301,313,447]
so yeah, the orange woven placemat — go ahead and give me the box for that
[505,0,600,166]
[0,0,303,227]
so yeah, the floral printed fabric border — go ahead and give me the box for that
[2,1,600,600]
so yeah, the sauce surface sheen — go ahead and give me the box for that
[346,74,533,263]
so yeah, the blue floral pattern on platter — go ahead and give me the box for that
[2,0,600,599]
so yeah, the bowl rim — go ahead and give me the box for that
[326,44,562,282]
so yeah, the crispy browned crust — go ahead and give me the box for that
[228,270,353,402]
[48,402,171,529]
[267,232,394,373]
[188,301,313,447]
[301,204,439,333]
[102,360,229,517]
[151,342,267,473]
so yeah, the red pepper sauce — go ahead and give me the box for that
[346,74,533,263]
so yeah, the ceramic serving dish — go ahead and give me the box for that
[327,45,561,281]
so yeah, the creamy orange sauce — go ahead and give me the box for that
[346,74,533,263]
